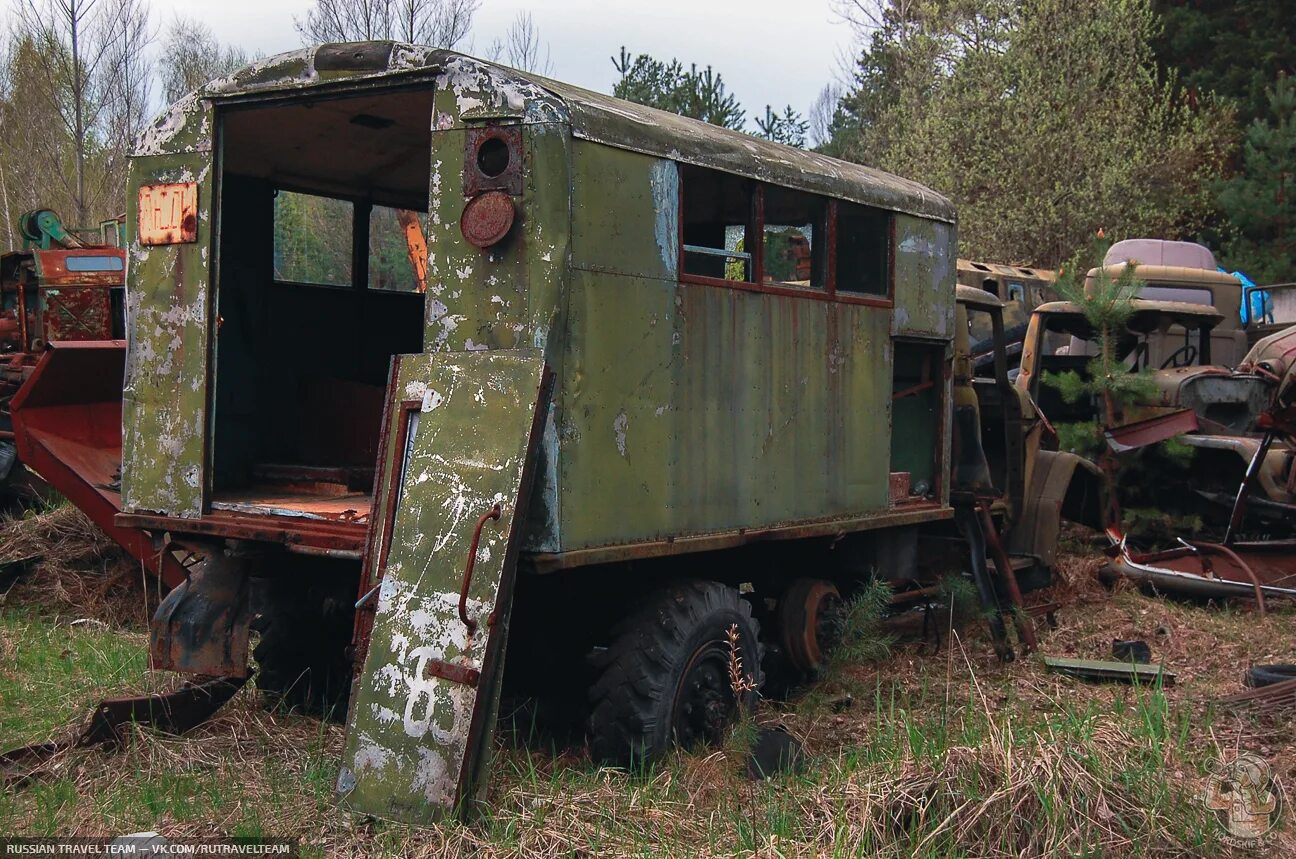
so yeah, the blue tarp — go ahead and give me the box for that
[1221,267,1271,324]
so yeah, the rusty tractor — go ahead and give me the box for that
[10,43,1105,821]
[1,209,126,507]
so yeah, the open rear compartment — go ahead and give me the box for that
[210,85,434,525]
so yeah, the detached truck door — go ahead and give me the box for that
[338,348,549,822]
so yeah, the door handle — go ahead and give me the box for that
[459,503,502,634]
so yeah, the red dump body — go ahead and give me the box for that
[0,243,178,579]
[9,342,187,585]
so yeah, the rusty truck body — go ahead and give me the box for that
[1,210,126,504]
[11,43,1105,821]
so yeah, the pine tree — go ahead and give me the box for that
[610,47,746,130]
[1046,234,1201,545]
[754,105,809,148]
[1217,74,1296,284]
[1046,236,1157,427]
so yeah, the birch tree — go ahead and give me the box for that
[13,0,154,226]
[295,0,479,47]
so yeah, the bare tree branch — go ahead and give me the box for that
[497,11,550,75]
[14,0,153,224]
[295,0,478,48]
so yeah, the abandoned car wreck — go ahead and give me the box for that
[7,41,1109,822]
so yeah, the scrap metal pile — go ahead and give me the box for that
[1104,322,1296,604]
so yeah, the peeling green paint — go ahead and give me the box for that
[121,144,214,517]
[338,349,546,822]
[892,215,956,339]
[113,40,971,823]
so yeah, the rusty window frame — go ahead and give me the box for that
[759,184,831,292]
[678,165,757,285]
[361,397,423,599]
[832,201,895,304]
[677,163,894,308]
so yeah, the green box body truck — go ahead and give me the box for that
[9,43,1105,821]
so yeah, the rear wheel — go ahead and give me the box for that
[251,568,355,719]
[588,580,763,766]
[778,578,845,676]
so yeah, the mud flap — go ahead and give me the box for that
[337,349,549,823]
[150,553,251,677]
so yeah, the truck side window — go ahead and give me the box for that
[273,190,353,287]
[762,185,826,289]
[680,165,754,282]
[835,202,890,296]
[369,205,428,293]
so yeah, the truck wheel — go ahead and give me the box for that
[252,575,354,720]
[778,578,845,676]
[588,580,763,766]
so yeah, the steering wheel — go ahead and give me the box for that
[1160,344,1197,369]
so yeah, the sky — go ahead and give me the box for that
[145,0,859,131]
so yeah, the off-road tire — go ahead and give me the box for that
[1245,663,1296,688]
[252,574,355,720]
[588,580,763,766]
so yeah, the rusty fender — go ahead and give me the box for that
[1007,449,1106,566]
[150,552,252,677]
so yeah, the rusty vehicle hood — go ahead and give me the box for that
[1139,368,1269,434]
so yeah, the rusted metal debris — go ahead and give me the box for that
[150,552,253,677]
[1103,408,1199,452]
[1,209,125,507]
[1043,655,1175,686]
[0,676,246,788]
[1102,532,1296,606]
[1218,677,1296,713]
[978,501,1038,653]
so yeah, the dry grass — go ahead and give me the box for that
[2,537,1294,856]
[0,504,158,629]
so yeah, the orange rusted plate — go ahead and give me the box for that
[459,191,514,248]
[138,183,198,245]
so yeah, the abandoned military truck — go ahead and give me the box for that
[9,43,1104,821]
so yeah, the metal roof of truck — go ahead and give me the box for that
[140,41,955,224]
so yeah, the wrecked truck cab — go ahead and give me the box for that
[1014,296,1296,537]
[1014,299,1271,431]
[13,42,1106,822]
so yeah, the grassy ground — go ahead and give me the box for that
[2,509,1294,856]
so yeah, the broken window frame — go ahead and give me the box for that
[677,164,895,307]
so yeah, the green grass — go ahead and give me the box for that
[0,612,149,746]
[1,591,1290,855]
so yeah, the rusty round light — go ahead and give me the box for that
[460,191,515,249]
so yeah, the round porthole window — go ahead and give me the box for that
[476,137,510,178]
